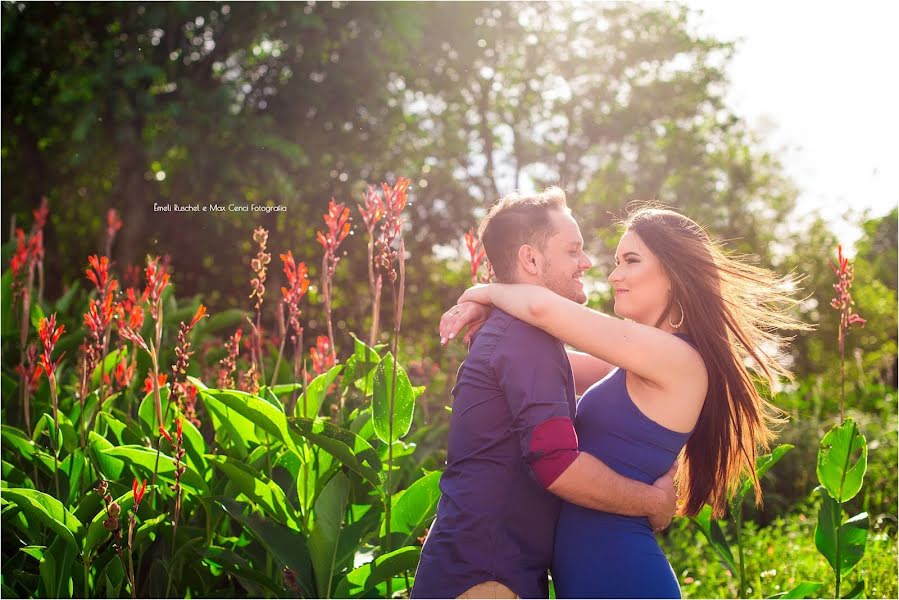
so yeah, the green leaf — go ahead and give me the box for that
[206,455,299,529]
[137,384,171,438]
[309,472,350,598]
[105,445,209,495]
[88,431,125,481]
[769,581,825,598]
[817,418,867,502]
[2,426,38,461]
[381,471,442,545]
[198,388,259,459]
[814,488,869,576]
[210,389,298,455]
[32,412,78,454]
[737,444,794,505]
[2,459,35,489]
[196,308,248,335]
[217,497,314,597]
[335,546,421,598]
[3,488,83,547]
[1,268,15,337]
[295,365,343,418]
[20,545,46,561]
[288,417,383,489]
[38,536,75,599]
[372,353,414,444]
[29,301,46,333]
[843,580,866,598]
[689,504,736,574]
[202,545,284,597]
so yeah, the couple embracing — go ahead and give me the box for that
[412,188,802,599]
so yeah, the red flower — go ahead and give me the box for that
[175,417,183,441]
[375,177,410,282]
[86,255,111,294]
[280,251,310,336]
[144,372,168,394]
[145,256,171,309]
[316,199,352,257]
[309,335,335,376]
[159,424,173,445]
[358,185,385,233]
[189,304,208,329]
[32,197,49,229]
[464,228,487,284]
[132,478,148,507]
[37,314,65,379]
[107,208,123,238]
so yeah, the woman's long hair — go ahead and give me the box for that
[624,205,810,518]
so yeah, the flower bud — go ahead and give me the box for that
[108,501,121,518]
[103,516,120,532]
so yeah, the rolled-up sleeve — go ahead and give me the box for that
[491,322,574,473]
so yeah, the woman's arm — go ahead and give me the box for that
[458,283,706,391]
[439,301,614,393]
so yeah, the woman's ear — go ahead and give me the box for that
[517,244,540,276]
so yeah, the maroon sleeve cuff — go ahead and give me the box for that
[528,416,580,488]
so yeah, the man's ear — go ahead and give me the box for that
[517,244,540,276]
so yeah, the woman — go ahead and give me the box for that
[440,206,806,598]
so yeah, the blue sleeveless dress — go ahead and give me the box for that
[551,336,695,598]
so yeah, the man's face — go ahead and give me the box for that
[535,210,592,304]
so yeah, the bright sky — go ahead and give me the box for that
[685,1,899,248]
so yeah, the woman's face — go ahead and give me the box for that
[608,230,673,327]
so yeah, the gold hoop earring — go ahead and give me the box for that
[669,297,685,329]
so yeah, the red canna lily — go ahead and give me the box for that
[464,228,487,284]
[38,314,65,379]
[317,199,352,256]
[132,478,148,507]
[144,372,168,394]
[309,335,335,376]
[159,424,173,445]
[107,208,123,238]
[189,304,208,329]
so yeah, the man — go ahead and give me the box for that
[412,188,677,599]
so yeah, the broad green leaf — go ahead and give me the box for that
[21,545,46,561]
[2,426,38,460]
[814,488,869,576]
[817,418,867,502]
[769,581,824,598]
[29,300,46,332]
[1,269,15,336]
[737,444,794,505]
[218,497,314,597]
[309,472,350,598]
[689,504,736,573]
[198,389,259,458]
[3,488,83,547]
[2,459,35,488]
[88,431,125,481]
[335,546,421,598]
[177,416,208,475]
[372,353,414,444]
[137,384,171,438]
[100,551,125,598]
[288,417,383,489]
[105,445,209,495]
[381,471,442,545]
[295,365,343,418]
[210,389,297,455]
[32,412,78,453]
[206,455,299,529]
[335,505,383,575]
[39,536,75,599]
[270,381,304,397]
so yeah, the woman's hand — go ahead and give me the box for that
[439,301,491,345]
[456,283,493,306]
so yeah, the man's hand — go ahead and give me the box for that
[648,461,678,532]
[440,301,491,345]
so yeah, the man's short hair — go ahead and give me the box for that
[477,186,569,282]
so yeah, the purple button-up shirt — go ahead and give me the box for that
[412,309,576,599]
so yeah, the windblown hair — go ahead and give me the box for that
[478,187,569,282]
[623,204,810,518]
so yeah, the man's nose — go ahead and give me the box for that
[580,252,593,270]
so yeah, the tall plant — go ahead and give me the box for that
[812,245,869,599]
